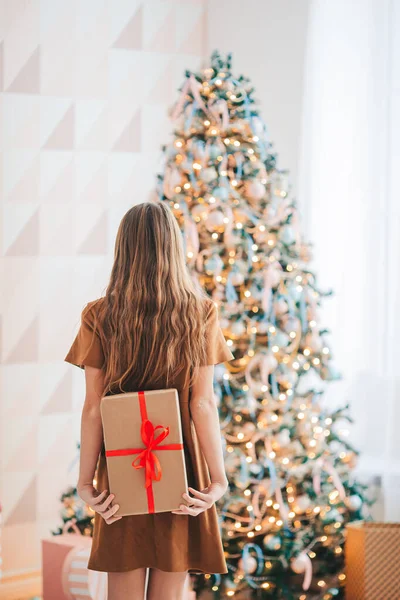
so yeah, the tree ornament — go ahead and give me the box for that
[275,428,291,447]
[263,535,281,551]
[292,495,311,514]
[238,555,258,574]
[202,167,218,183]
[204,255,224,275]
[205,210,225,231]
[244,180,265,201]
[280,225,296,245]
[212,186,229,201]
[346,495,362,511]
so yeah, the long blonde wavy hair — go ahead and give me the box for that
[94,201,210,395]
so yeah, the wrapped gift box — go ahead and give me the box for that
[101,388,188,516]
[345,521,400,600]
[42,529,106,600]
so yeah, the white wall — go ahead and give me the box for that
[299,0,400,519]
[206,0,311,193]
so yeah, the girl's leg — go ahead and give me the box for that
[107,567,147,600]
[147,568,189,600]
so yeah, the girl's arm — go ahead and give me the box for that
[172,364,228,516]
[77,365,121,525]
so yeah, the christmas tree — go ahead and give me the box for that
[157,51,370,599]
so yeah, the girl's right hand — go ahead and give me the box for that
[78,485,122,525]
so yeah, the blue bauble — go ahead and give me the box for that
[212,186,229,201]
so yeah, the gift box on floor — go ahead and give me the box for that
[101,388,188,516]
[42,519,106,600]
[345,521,400,600]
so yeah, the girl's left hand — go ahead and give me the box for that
[171,482,227,517]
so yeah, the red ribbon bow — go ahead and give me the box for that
[131,420,170,488]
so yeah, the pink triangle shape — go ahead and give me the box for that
[5,425,39,472]
[7,155,40,203]
[178,11,205,55]
[43,158,75,204]
[41,371,73,415]
[79,161,108,204]
[112,110,141,153]
[43,105,75,150]
[5,475,37,526]
[5,209,39,256]
[113,6,143,49]
[0,41,3,92]
[77,212,108,255]
[147,11,175,53]
[5,315,39,363]
[7,46,40,94]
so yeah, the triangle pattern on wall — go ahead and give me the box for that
[5,209,39,255]
[77,211,108,255]
[112,5,143,50]
[6,46,41,94]
[112,110,141,153]
[5,475,37,526]
[4,315,39,363]
[42,105,75,150]
[41,370,73,415]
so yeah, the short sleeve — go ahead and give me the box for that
[64,302,105,370]
[202,301,234,366]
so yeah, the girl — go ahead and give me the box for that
[64,201,234,600]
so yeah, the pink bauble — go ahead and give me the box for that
[244,180,265,201]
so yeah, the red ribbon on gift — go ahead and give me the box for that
[105,391,184,513]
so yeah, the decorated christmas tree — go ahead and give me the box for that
[157,52,371,599]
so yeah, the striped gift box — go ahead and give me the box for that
[346,521,400,600]
[62,545,106,600]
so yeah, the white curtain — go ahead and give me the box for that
[299,0,400,519]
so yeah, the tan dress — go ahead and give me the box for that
[64,297,234,574]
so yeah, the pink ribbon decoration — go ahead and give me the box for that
[184,217,200,258]
[313,459,346,500]
[208,98,229,130]
[292,553,313,591]
[262,269,273,314]
[62,518,81,535]
[171,75,212,121]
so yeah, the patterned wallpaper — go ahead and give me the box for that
[0,0,206,576]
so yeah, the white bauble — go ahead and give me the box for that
[231,320,246,337]
[346,495,362,511]
[208,144,222,160]
[329,441,342,453]
[238,556,257,574]
[280,225,296,245]
[275,428,291,447]
[263,535,281,551]
[202,167,218,183]
[204,255,224,275]
[291,553,309,574]
[257,320,269,334]
[293,495,311,514]
[212,186,229,201]
[205,210,225,231]
[191,204,208,220]
[230,271,245,286]
[251,116,264,136]
[244,180,265,201]
[274,330,290,348]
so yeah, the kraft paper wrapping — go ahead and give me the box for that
[345,521,400,600]
[101,388,188,516]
